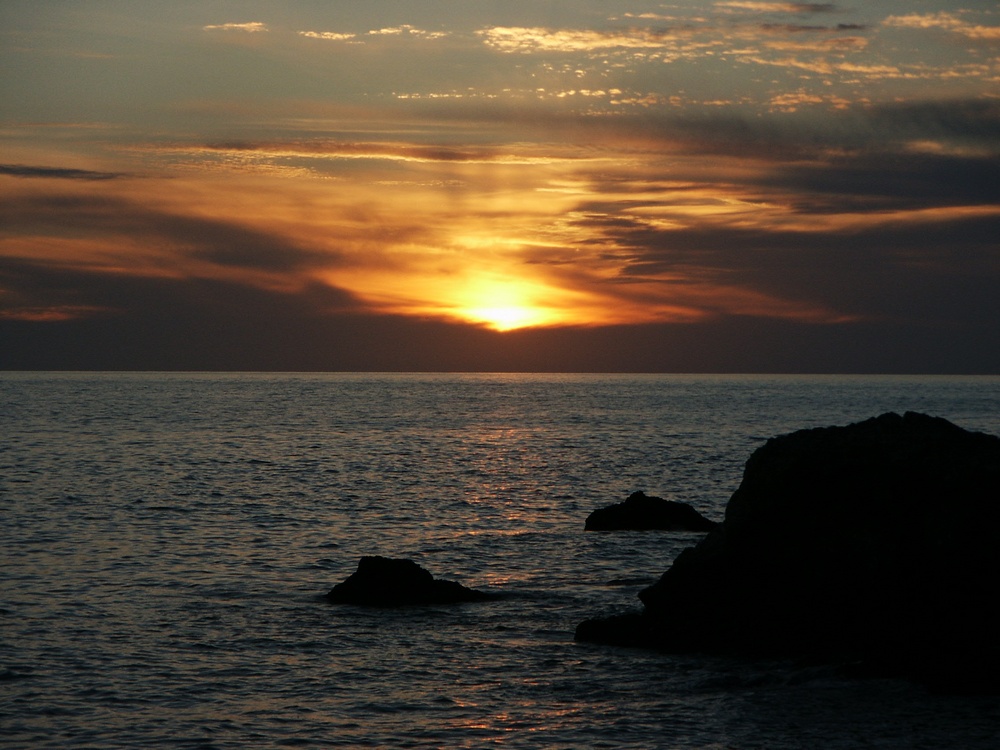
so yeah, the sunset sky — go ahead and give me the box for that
[2,1,998,372]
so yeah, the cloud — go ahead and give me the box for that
[298,31,358,42]
[202,22,268,33]
[884,12,1000,42]
[0,192,338,282]
[0,164,129,180]
[867,98,1000,145]
[761,35,868,52]
[716,2,838,13]
[768,153,1000,212]
[757,23,866,36]
[0,304,110,322]
[739,53,903,77]
[297,25,448,44]
[156,139,592,166]
[595,97,1000,184]
[476,15,868,69]
[568,190,1000,331]
[504,98,1000,333]
[368,25,448,39]
[4,96,1000,372]
[477,26,684,54]
[0,256,372,369]
[767,91,852,111]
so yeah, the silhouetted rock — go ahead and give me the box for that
[585,491,718,531]
[327,556,492,606]
[576,412,1000,693]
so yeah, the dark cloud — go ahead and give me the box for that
[574,99,1000,213]
[575,204,1000,329]
[579,98,999,165]
[867,99,1000,145]
[0,193,336,273]
[0,256,362,369]
[0,163,129,180]
[766,153,1000,212]
[717,102,999,211]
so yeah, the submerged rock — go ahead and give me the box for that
[576,412,1000,693]
[327,556,493,606]
[584,491,717,532]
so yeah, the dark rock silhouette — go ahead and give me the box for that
[576,412,1000,693]
[585,491,717,531]
[327,556,493,606]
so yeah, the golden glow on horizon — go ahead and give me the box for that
[452,279,561,331]
[325,264,595,331]
[465,304,548,331]
[5,153,965,332]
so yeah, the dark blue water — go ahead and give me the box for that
[2,373,999,748]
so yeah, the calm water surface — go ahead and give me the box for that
[2,373,1000,748]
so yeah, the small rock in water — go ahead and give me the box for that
[327,555,493,606]
[584,491,717,532]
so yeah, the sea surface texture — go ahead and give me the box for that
[3,373,1000,749]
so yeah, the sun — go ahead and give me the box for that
[323,266,589,331]
[442,274,588,332]
[452,279,565,331]
[463,303,546,332]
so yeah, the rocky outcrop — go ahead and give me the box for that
[584,491,717,531]
[576,412,1000,693]
[327,556,493,606]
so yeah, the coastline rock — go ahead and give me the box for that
[327,556,493,606]
[576,412,1000,692]
[584,491,717,532]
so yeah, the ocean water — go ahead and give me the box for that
[2,372,1000,749]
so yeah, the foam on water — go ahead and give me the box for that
[2,373,1000,747]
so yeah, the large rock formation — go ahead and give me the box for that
[576,412,1000,692]
[327,556,493,606]
[585,491,717,532]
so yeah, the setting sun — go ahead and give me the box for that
[463,304,544,331]
[326,262,600,332]
[455,280,551,331]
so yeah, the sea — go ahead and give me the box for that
[2,372,1000,749]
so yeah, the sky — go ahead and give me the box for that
[1,1,998,372]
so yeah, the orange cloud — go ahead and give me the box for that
[7,93,998,340]
[716,2,837,12]
[298,31,358,42]
[477,26,682,53]
[884,12,1000,41]
[146,139,598,166]
[768,91,851,111]
[0,305,111,322]
[6,142,833,333]
[763,36,868,52]
[202,22,268,33]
